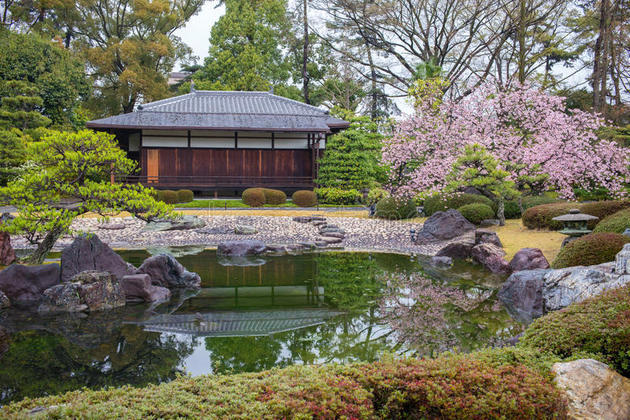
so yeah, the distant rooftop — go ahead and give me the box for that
[87,90,349,132]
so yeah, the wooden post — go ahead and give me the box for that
[110,163,115,184]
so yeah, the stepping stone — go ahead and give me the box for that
[293,216,313,223]
[315,241,328,247]
[321,232,345,239]
[309,216,326,222]
[298,241,316,250]
[98,223,126,230]
[312,221,327,227]
[320,236,342,244]
[234,225,257,235]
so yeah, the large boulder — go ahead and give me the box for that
[121,274,171,303]
[0,263,60,305]
[552,359,630,420]
[0,231,15,266]
[0,290,9,310]
[142,215,205,232]
[509,248,550,272]
[543,266,630,312]
[475,229,503,248]
[72,271,126,312]
[137,254,201,289]
[38,283,87,314]
[217,240,266,256]
[471,243,510,274]
[435,234,475,259]
[61,235,135,282]
[614,243,630,275]
[498,269,547,322]
[415,209,475,243]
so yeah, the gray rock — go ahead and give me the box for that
[475,229,503,248]
[479,219,501,227]
[543,266,630,312]
[61,234,135,282]
[509,248,549,272]
[121,274,171,303]
[146,245,206,258]
[553,359,630,420]
[435,234,475,259]
[38,283,87,313]
[471,243,510,274]
[312,221,327,227]
[320,236,343,244]
[0,263,60,305]
[217,240,266,256]
[498,269,547,322]
[142,215,205,232]
[72,271,126,312]
[218,256,267,267]
[0,290,10,310]
[321,231,345,239]
[234,224,257,235]
[298,241,316,250]
[623,228,630,238]
[431,256,453,268]
[138,254,201,289]
[415,209,475,243]
[97,223,126,230]
[614,243,630,275]
[197,226,232,235]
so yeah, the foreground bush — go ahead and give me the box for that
[291,190,317,207]
[261,188,287,205]
[551,232,630,268]
[1,354,566,419]
[241,188,266,207]
[176,189,194,203]
[316,187,362,205]
[156,189,178,204]
[424,193,496,216]
[593,208,630,234]
[519,283,630,377]
[374,197,417,220]
[457,203,495,225]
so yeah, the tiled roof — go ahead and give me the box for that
[87,91,349,132]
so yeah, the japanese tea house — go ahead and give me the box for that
[86,90,349,192]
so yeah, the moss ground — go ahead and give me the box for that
[488,219,564,262]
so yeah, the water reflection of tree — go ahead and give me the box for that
[0,319,194,405]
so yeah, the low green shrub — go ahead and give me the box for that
[519,283,630,377]
[291,190,317,207]
[504,196,560,219]
[156,189,178,204]
[522,202,576,230]
[579,200,630,222]
[374,197,417,220]
[242,188,266,207]
[457,203,495,225]
[261,188,287,205]
[315,187,362,205]
[1,355,567,418]
[424,193,496,216]
[551,232,630,268]
[593,208,630,234]
[176,189,194,203]
[364,187,390,206]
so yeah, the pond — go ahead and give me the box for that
[0,249,524,405]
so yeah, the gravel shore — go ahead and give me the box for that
[11,215,444,256]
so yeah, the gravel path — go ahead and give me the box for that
[11,215,445,256]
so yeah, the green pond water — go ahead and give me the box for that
[0,250,524,405]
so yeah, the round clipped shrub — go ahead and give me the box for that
[261,188,287,205]
[593,208,630,234]
[176,189,194,203]
[242,188,266,207]
[292,190,317,207]
[457,203,495,225]
[551,232,630,268]
[504,196,560,219]
[522,202,576,230]
[374,197,417,220]
[579,200,630,222]
[424,193,496,216]
[156,189,178,204]
[519,283,630,377]
[365,187,390,206]
[316,187,362,205]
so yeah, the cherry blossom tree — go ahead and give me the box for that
[383,83,630,200]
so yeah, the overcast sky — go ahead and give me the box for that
[175,2,225,69]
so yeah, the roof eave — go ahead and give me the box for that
[86,122,331,133]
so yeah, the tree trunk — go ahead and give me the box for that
[24,224,66,265]
[301,0,310,104]
[498,199,506,226]
[593,0,611,113]
[517,0,527,83]
[367,44,378,119]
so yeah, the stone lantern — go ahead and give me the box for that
[552,209,599,247]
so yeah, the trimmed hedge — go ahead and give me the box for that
[316,187,362,205]
[291,190,317,207]
[551,232,630,268]
[261,188,287,205]
[504,196,560,219]
[580,200,630,221]
[176,189,194,203]
[156,189,178,204]
[424,193,496,216]
[593,208,630,234]
[519,282,630,377]
[374,197,417,220]
[457,203,495,225]
[241,188,266,207]
[523,200,630,230]
[1,354,566,418]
